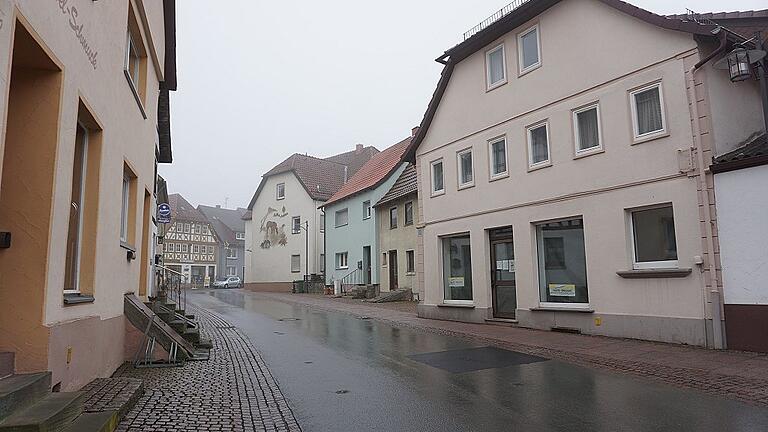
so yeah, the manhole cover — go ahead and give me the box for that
[358,316,371,320]
[273,331,285,335]
[408,346,547,374]
[278,318,300,321]
[335,389,349,394]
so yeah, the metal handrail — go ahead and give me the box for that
[156,264,184,278]
[339,267,364,294]
[463,0,531,41]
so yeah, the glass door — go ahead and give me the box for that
[490,227,516,319]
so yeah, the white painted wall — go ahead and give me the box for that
[715,165,768,305]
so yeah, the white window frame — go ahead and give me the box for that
[335,208,349,227]
[629,82,667,142]
[573,103,603,156]
[535,217,591,310]
[227,266,237,276]
[629,204,679,270]
[430,159,445,197]
[227,247,237,259]
[485,43,507,91]
[65,124,89,294]
[236,232,245,240]
[124,29,141,90]
[518,24,541,75]
[456,148,474,189]
[526,121,551,169]
[182,244,188,253]
[336,252,349,270]
[175,243,181,252]
[292,216,301,234]
[276,182,285,200]
[193,244,200,254]
[363,201,371,220]
[488,136,509,180]
[291,254,301,273]
[184,223,190,233]
[406,249,415,274]
[120,174,130,242]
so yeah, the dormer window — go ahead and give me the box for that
[485,44,507,90]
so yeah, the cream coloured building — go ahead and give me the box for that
[405,0,767,348]
[0,0,177,390]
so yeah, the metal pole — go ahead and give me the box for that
[305,221,309,277]
[756,32,768,132]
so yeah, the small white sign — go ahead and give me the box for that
[449,277,465,288]
[549,283,576,297]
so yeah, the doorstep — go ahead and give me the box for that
[484,317,519,326]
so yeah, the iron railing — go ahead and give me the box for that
[464,0,532,41]
[339,268,364,295]
[155,264,186,312]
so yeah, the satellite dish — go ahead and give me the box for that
[713,49,767,70]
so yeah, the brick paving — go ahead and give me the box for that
[114,303,302,432]
[81,377,144,419]
[257,292,768,408]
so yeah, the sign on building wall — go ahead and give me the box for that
[157,203,172,224]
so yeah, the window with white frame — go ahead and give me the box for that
[405,201,414,226]
[193,244,200,254]
[574,103,602,154]
[442,235,473,302]
[125,29,141,90]
[485,44,506,90]
[363,201,371,219]
[518,24,541,74]
[227,248,237,259]
[292,216,301,234]
[182,244,188,253]
[195,224,201,234]
[291,254,301,273]
[175,243,181,252]
[517,24,541,74]
[389,207,398,229]
[184,223,190,233]
[630,205,678,269]
[489,137,508,179]
[120,175,130,242]
[630,83,666,140]
[276,183,285,200]
[236,232,245,240]
[457,148,474,188]
[406,250,415,274]
[336,252,349,269]
[536,218,589,306]
[335,208,348,227]
[527,122,550,167]
[227,266,237,276]
[431,160,444,196]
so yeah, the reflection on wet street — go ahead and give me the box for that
[193,289,768,432]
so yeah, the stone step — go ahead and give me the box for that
[183,327,200,344]
[0,391,84,432]
[175,309,185,316]
[61,411,118,432]
[185,314,195,320]
[0,353,13,379]
[196,338,213,350]
[168,319,187,333]
[0,372,51,421]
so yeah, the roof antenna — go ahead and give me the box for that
[224,197,229,209]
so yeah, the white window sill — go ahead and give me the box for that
[489,173,509,182]
[431,190,445,198]
[527,161,552,173]
[458,183,475,191]
[632,131,669,146]
[438,302,475,308]
[574,147,604,160]
[617,268,691,279]
[486,79,507,92]
[531,304,594,313]
[519,62,541,78]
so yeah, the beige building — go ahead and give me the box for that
[405,0,767,348]
[0,0,177,390]
[375,164,420,297]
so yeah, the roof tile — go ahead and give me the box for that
[375,164,417,207]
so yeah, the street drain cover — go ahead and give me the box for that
[273,331,285,335]
[335,389,349,394]
[408,346,546,374]
[278,318,300,321]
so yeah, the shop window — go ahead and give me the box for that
[442,235,473,302]
[536,218,588,306]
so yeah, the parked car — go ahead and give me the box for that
[213,276,242,289]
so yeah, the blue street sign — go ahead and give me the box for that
[157,203,172,224]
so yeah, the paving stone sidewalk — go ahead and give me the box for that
[114,303,302,432]
[258,292,768,408]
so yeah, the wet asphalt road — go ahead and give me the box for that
[189,289,768,432]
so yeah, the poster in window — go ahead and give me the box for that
[549,283,576,297]
[449,277,465,288]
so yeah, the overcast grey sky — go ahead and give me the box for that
[160,0,767,209]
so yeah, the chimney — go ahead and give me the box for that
[355,144,363,153]
[343,166,349,183]
[411,126,420,137]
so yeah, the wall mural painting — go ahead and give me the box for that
[259,206,289,249]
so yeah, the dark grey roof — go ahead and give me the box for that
[712,134,768,174]
[198,205,247,233]
[375,164,417,207]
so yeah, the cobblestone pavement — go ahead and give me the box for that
[255,292,768,408]
[115,303,302,432]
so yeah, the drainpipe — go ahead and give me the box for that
[756,32,768,133]
[687,61,725,349]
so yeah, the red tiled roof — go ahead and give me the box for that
[168,193,208,223]
[324,137,412,207]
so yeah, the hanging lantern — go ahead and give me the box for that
[726,47,752,82]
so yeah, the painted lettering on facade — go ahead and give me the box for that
[56,0,98,70]
[259,206,288,249]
